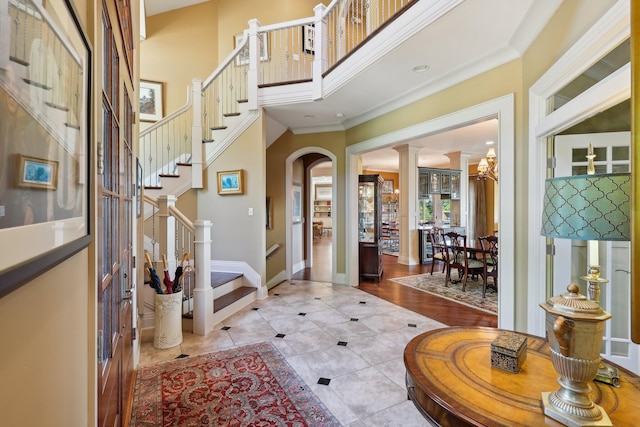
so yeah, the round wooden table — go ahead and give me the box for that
[404,326,640,426]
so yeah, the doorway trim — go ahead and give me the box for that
[286,147,338,283]
[527,0,629,337]
[346,93,515,330]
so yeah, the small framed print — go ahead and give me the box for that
[292,185,302,223]
[217,169,244,195]
[382,180,394,194]
[18,155,58,190]
[139,80,164,122]
[302,24,315,54]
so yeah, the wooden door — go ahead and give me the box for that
[98,1,135,425]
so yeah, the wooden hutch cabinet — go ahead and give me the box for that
[358,174,383,281]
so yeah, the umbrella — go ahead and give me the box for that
[145,252,163,294]
[172,253,189,293]
[161,254,174,294]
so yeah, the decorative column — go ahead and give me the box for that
[312,4,327,100]
[247,19,261,111]
[394,144,421,265]
[193,220,213,335]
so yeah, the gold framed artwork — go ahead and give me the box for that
[139,80,164,122]
[217,169,244,195]
[17,155,59,190]
[0,0,91,297]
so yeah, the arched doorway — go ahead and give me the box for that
[285,147,338,283]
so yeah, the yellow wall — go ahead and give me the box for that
[141,0,321,118]
[266,130,346,279]
[0,0,94,422]
[0,2,625,426]
[198,115,266,272]
[0,251,90,426]
[141,2,219,114]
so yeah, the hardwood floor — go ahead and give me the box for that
[293,234,497,328]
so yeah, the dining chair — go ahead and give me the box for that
[443,232,484,291]
[429,227,447,275]
[478,235,498,298]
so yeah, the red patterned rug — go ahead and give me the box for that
[130,342,339,426]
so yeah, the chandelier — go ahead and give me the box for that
[477,147,498,181]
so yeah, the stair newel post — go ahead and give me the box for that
[157,195,177,273]
[191,79,204,189]
[193,220,214,335]
[312,4,327,101]
[247,19,260,111]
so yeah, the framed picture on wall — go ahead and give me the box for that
[139,80,164,122]
[382,179,394,194]
[302,24,315,54]
[292,185,302,223]
[315,184,331,200]
[17,155,58,190]
[0,0,92,297]
[217,169,244,195]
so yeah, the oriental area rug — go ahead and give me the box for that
[130,342,339,426]
[391,272,498,314]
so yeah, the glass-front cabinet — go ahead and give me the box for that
[358,174,383,281]
[419,167,461,200]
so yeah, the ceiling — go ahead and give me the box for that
[143,0,564,172]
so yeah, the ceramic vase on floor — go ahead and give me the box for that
[153,290,183,349]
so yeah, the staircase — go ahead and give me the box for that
[139,0,422,335]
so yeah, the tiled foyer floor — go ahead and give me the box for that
[139,279,446,426]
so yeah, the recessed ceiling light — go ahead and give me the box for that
[335,113,344,118]
[412,65,429,73]
[486,140,495,145]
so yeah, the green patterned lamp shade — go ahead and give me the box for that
[540,173,631,241]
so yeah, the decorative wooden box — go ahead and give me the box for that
[491,332,527,373]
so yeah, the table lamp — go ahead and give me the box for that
[540,169,631,426]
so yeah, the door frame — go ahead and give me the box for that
[345,93,516,330]
[286,147,338,282]
[527,1,630,337]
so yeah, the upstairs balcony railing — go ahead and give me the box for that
[140,0,416,189]
[139,0,416,335]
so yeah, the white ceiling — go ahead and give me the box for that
[143,0,563,172]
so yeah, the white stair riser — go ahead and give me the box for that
[213,277,245,299]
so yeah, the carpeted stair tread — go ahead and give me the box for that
[211,271,243,289]
[214,286,256,312]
